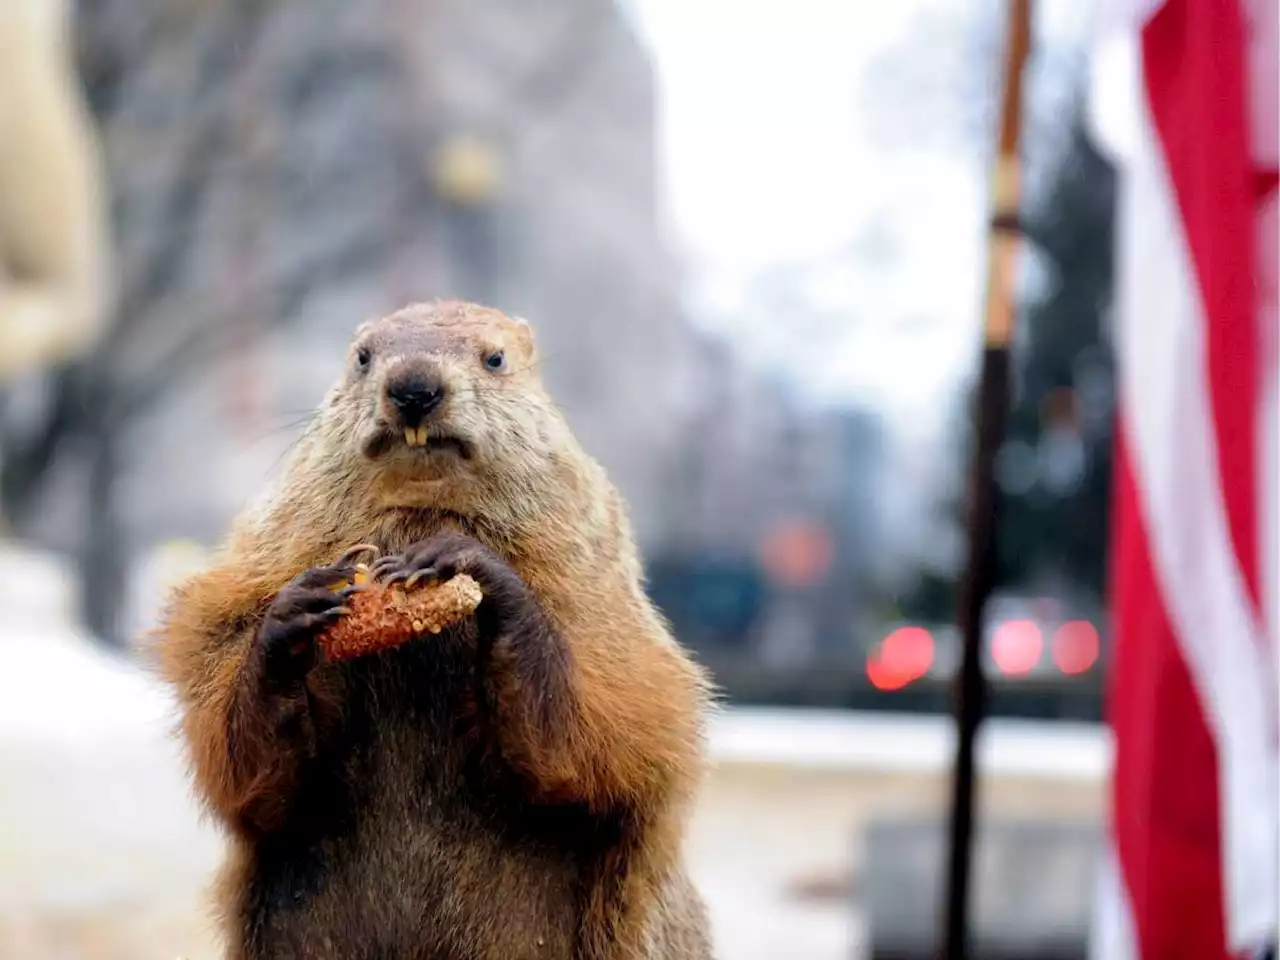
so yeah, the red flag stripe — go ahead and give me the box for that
[1089,0,1278,955]
[1141,0,1263,616]
[1109,426,1229,960]
[1135,2,1278,946]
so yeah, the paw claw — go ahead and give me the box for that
[404,568,437,591]
[371,556,403,579]
[336,544,380,567]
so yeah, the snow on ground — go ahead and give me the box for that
[0,543,225,957]
[0,543,1105,959]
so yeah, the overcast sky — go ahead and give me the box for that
[626,0,1097,443]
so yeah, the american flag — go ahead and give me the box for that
[1086,0,1278,958]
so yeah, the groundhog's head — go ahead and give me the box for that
[322,300,569,514]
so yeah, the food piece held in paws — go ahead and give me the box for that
[317,574,483,661]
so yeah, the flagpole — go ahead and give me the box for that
[939,2,1032,959]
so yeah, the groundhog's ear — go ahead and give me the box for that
[510,314,536,355]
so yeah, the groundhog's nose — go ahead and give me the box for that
[386,372,445,427]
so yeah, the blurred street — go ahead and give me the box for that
[0,544,1106,960]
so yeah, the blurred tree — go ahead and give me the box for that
[859,3,1114,630]
[1,0,693,648]
[0,3,282,644]
[993,106,1117,596]
[897,101,1117,620]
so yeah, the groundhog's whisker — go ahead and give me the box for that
[240,419,316,442]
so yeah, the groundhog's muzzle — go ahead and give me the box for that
[386,367,445,429]
[369,360,472,458]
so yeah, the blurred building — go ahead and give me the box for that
[50,0,693,584]
[650,329,891,670]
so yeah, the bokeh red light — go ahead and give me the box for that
[990,619,1043,675]
[866,626,934,690]
[1051,619,1100,674]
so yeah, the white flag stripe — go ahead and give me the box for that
[1087,0,1279,955]
[1114,92,1277,944]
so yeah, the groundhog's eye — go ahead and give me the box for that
[483,351,507,373]
[356,346,372,369]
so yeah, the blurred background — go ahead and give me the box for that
[0,0,1120,957]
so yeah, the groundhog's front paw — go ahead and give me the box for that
[372,531,512,591]
[256,544,378,688]
[372,531,532,626]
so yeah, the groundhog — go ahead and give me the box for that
[156,301,716,960]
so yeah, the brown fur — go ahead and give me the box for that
[155,301,715,959]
